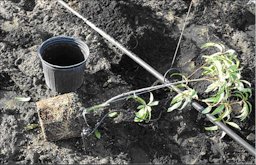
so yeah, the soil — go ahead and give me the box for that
[0,0,255,164]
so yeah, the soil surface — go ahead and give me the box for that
[0,0,255,164]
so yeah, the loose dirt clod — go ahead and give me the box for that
[36,93,83,141]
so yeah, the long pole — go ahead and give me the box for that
[57,0,256,156]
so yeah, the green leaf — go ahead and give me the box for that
[85,103,109,113]
[236,81,244,90]
[135,108,146,118]
[246,101,252,114]
[179,99,190,110]
[15,97,31,102]
[228,64,238,71]
[201,42,225,52]
[134,117,141,122]
[226,122,241,130]
[202,66,215,75]
[137,105,145,109]
[171,93,183,104]
[205,81,221,93]
[234,57,240,67]
[167,101,182,112]
[229,73,238,81]
[220,131,227,139]
[202,94,220,103]
[190,89,198,100]
[203,86,225,105]
[239,88,252,98]
[218,91,225,103]
[24,124,39,131]
[134,117,142,122]
[134,108,147,122]
[108,112,118,118]
[133,96,146,105]
[205,125,219,131]
[175,84,187,89]
[213,60,224,78]
[223,56,234,67]
[240,80,251,87]
[148,101,159,107]
[146,106,152,122]
[145,105,152,113]
[221,106,232,119]
[225,49,235,55]
[236,101,249,121]
[149,92,154,104]
[211,104,225,115]
[215,106,231,121]
[95,130,101,139]
[232,91,245,100]
[202,106,212,114]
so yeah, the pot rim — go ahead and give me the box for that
[38,36,89,69]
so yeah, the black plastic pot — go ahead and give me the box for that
[38,36,89,93]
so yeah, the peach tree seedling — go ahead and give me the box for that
[168,43,252,132]
[130,92,159,122]
[82,42,252,138]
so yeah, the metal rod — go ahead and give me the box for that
[57,0,166,85]
[57,0,256,156]
[192,102,256,156]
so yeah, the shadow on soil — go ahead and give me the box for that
[109,1,178,87]
[57,1,185,163]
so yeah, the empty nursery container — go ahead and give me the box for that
[38,36,89,93]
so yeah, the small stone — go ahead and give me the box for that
[1,17,19,32]
[43,16,50,23]
[99,158,110,164]
[212,158,221,163]
[0,42,6,51]
[74,29,81,37]
[246,133,255,141]
[86,34,93,41]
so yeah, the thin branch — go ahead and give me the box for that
[83,77,214,115]
[171,0,193,66]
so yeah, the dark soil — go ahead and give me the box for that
[0,0,255,164]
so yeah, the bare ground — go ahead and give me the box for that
[0,0,255,164]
